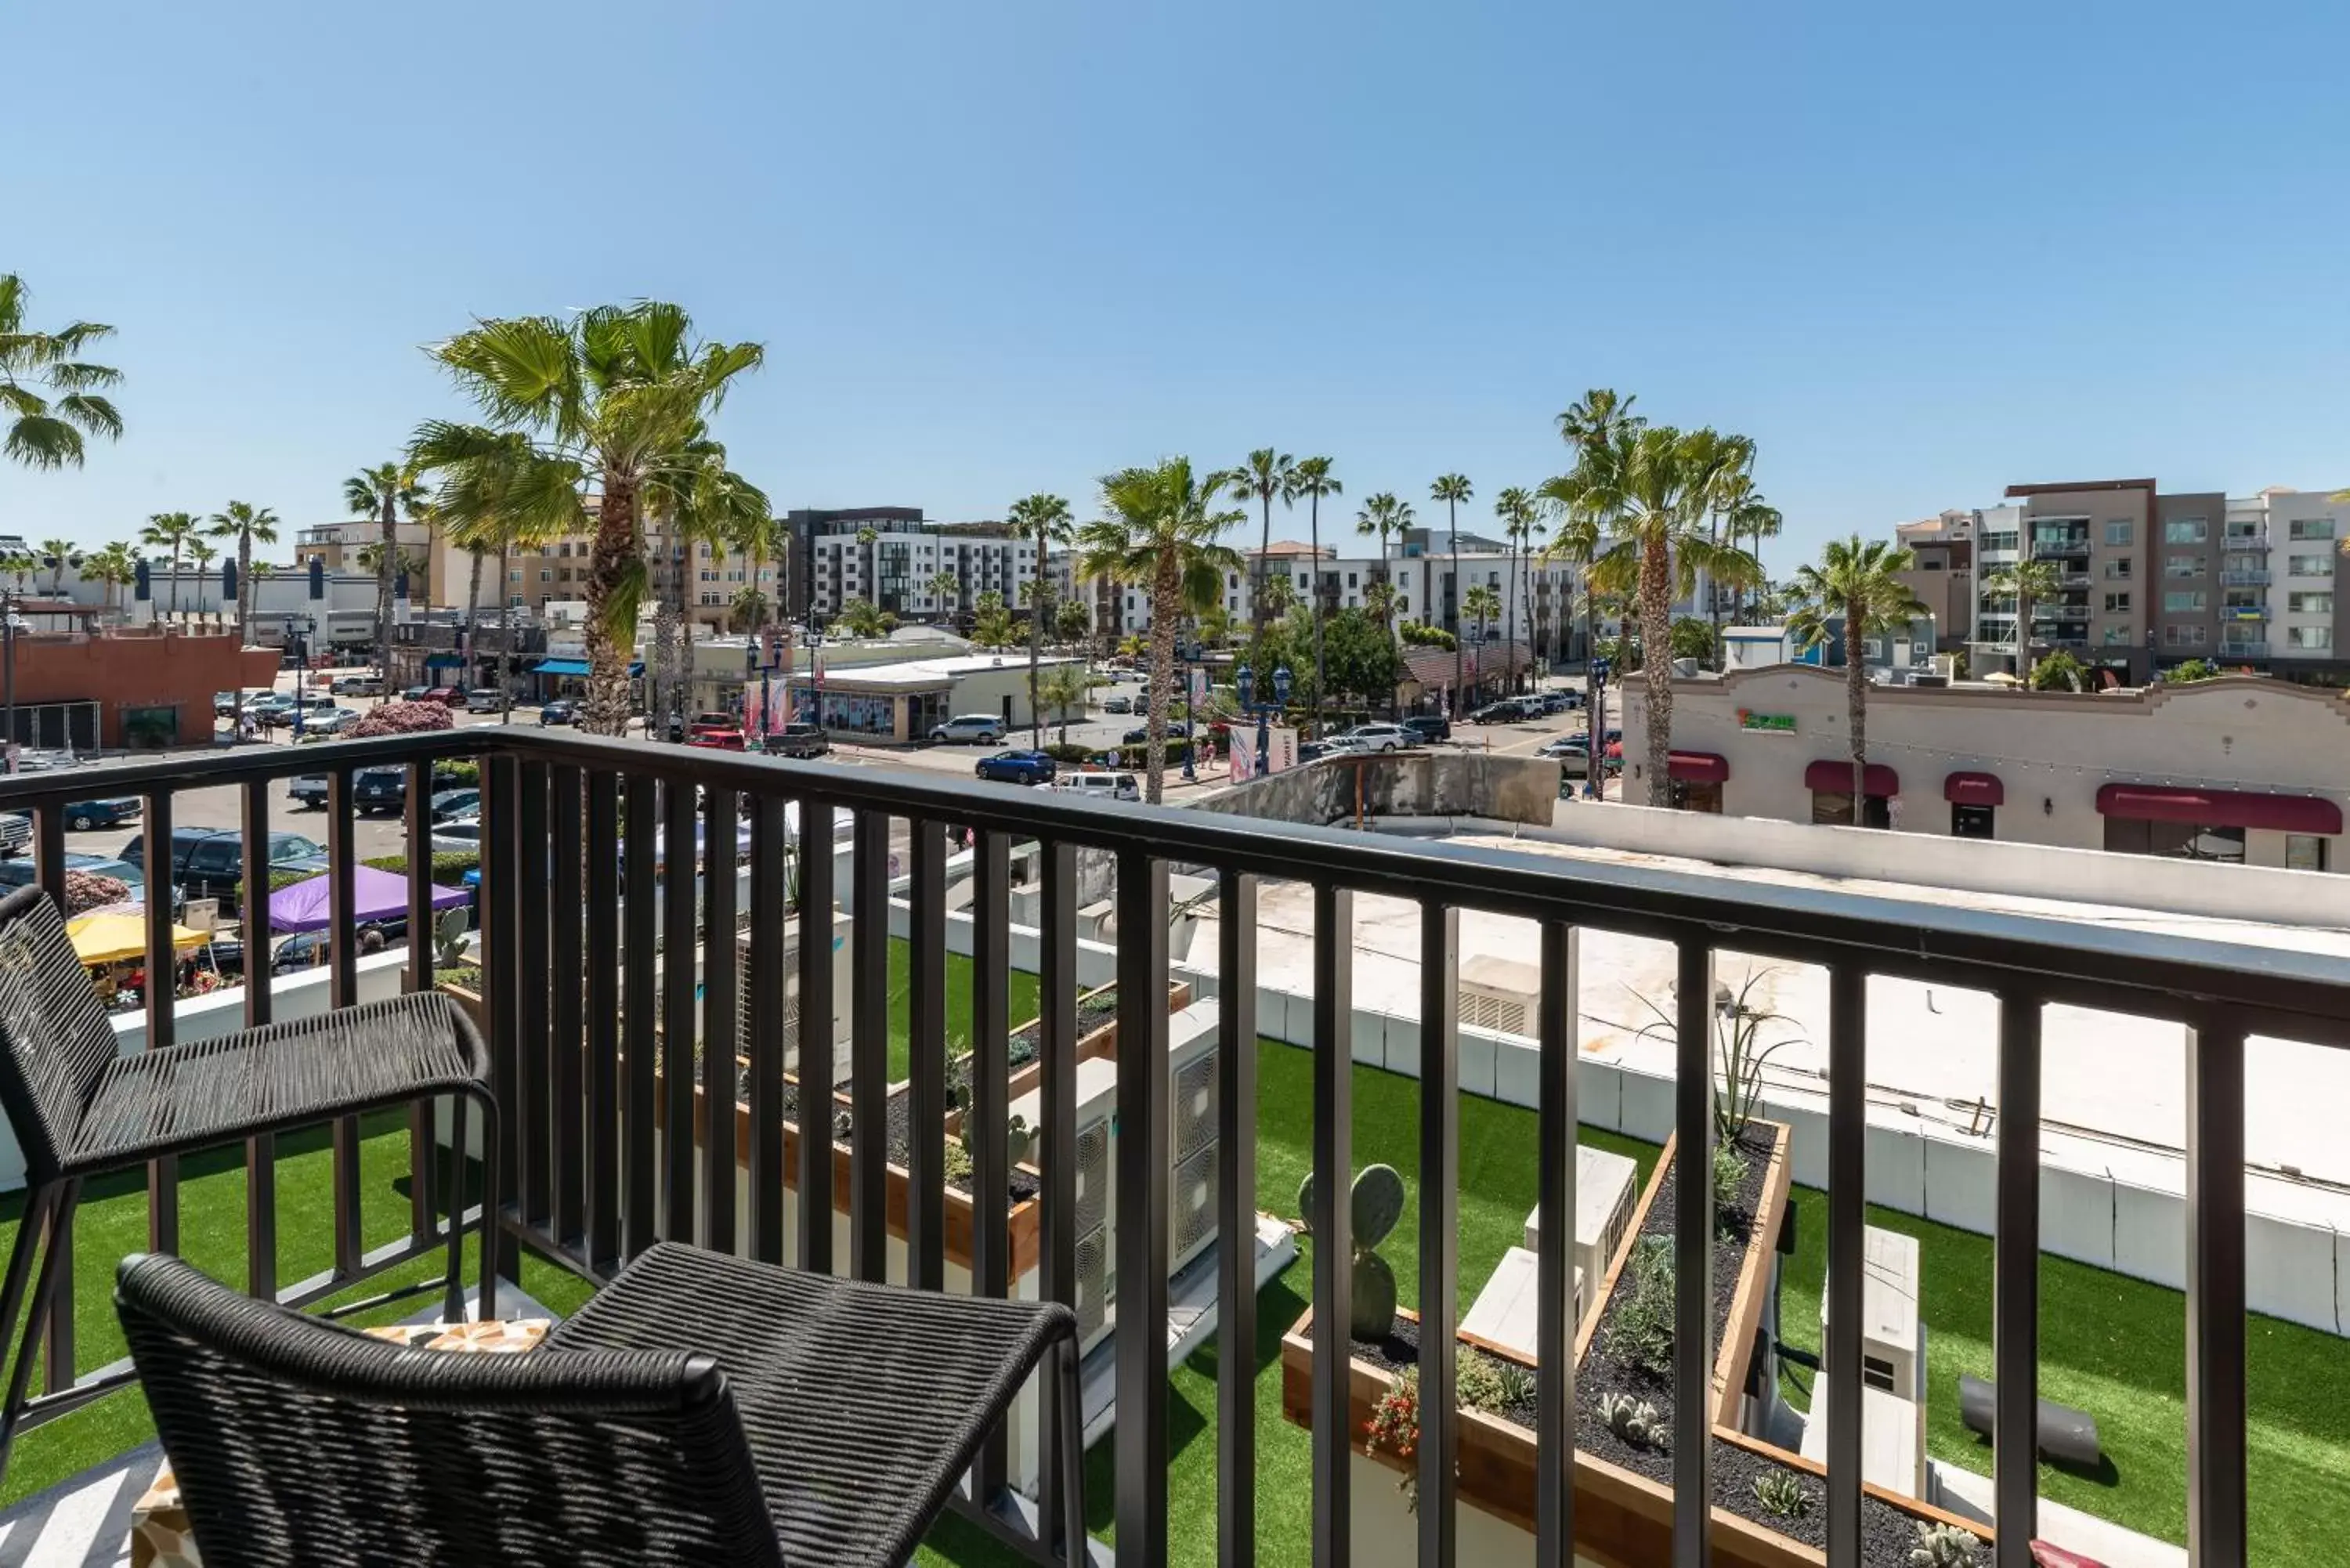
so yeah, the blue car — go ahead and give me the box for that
[974,749,1057,786]
[61,797,142,832]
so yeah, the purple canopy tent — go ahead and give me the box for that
[267,865,470,934]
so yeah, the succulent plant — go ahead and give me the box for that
[956,1110,1035,1169]
[1297,1164,1408,1339]
[1910,1523,1982,1567]
[1608,1236,1676,1379]
[1712,1144,1749,1219]
[1752,1469,1809,1519]
[1454,1349,1535,1414]
[1597,1392,1667,1451]
[833,1110,854,1143]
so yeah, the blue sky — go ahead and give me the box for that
[8,0,2347,567]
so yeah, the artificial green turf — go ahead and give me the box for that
[884,938,1043,1085]
[1773,1188,2350,1564]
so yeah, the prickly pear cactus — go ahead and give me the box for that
[1296,1164,1410,1339]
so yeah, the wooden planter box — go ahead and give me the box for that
[1281,1120,1989,1567]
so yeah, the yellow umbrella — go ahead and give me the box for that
[67,912,208,966]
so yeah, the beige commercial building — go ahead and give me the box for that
[1622,665,2345,870]
[421,500,779,639]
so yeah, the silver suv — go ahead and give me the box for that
[929,714,1007,745]
[1332,722,1419,753]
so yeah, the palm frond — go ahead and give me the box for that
[2,415,84,470]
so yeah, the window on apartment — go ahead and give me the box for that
[2164,518,2208,544]
[539,569,553,583]
[1980,530,2019,553]
[2103,520,2133,546]
[1348,573,1358,587]
[2290,593,2334,615]
[2102,592,2131,614]
[2288,553,2333,577]
[2290,518,2337,541]
[2165,555,2204,579]
[2164,624,2208,647]
[2102,558,2133,580]
[2290,626,2333,650]
[2163,591,2207,612]
[2102,625,2133,645]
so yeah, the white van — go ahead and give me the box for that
[1053,771,1141,803]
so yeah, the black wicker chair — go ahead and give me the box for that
[118,1243,1086,1568]
[0,881,499,1476]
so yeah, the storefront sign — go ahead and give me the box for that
[1737,709,1798,734]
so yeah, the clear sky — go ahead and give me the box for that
[7,0,2347,567]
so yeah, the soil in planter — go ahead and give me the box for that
[1006,985,1121,1067]
[1346,1129,1953,1566]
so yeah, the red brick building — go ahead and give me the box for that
[5,630,279,751]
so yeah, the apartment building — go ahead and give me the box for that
[420,498,779,638]
[293,519,436,593]
[796,515,1039,623]
[1893,511,1973,652]
[2236,487,2347,671]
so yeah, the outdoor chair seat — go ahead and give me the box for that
[66,995,488,1172]
[116,1242,1085,1568]
[0,883,501,1484]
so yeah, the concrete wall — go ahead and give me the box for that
[1621,665,2350,876]
[1193,751,1562,829]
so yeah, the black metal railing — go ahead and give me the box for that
[2,726,2337,1568]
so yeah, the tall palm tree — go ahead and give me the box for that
[1038,662,1090,743]
[1788,537,1929,822]
[1546,388,1647,757]
[1556,424,1760,806]
[208,500,280,643]
[1727,492,1782,621]
[344,463,425,672]
[924,568,961,616]
[186,538,219,613]
[1007,493,1074,745]
[139,511,203,616]
[1221,449,1296,642]
[1291,457,1341,736]
[37,539,74,596]
[409,302,765,734]
[1980,558,2060,682]
[1430,474,1473,707]
[1492,488,1537,690]
[645,440,769,728]
[1354,491,1403,579]
[1462,583,1502,697]
[1076,458,1244,803]
[729,584,771,633]
[0,275,122,471]
[1685,430,1756,658]
[84,542,135,614]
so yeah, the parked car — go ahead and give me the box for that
[1401,715,1452,744]
[119,828,328,902]
[287,774,329,810]
[1330,722,1418,753]
[400,685,431,703]
[1102,695,1133,714]
[0,812,29,858]
[931,714,1008,746]
[1542,689,1583,713]
[269,917,410,974]
[60,797,141,832]
[765,722,829,759]
[465,688,503,714]
[299,706,362,735]
[329,674,385,696]
[429,787,481,823]
[431,818,484,856]
[538,699,577,727]
[1121,721,1191,746]
[353,764,410,815]
[418,687,465,707]
[1469,699,1539,724]
[974,750,1056,786]
[688,728,746,750]
[1053,771,1141,803]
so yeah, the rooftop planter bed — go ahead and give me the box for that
[1282,1117,1997,1567]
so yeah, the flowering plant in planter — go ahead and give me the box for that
[1364,1367,1420,1509]
[352,701,454,738]
[64,871,131,913]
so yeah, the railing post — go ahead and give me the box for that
[403,760,437,1247]
[620,773,657,1261]
[1309,883,1353,1568]
[140,788,181,1261]
[794,799,835,1273]
[237,779,277,1301]
[747,794,789,1265]
[31,803,71,1391]
[1994,994,2042,1568]
[847,811,891,1281]
[1826,965,1867,1568]
[1036,838,1083,1563]
[550,763,586,1248]
[1420,901,1461,1568]
[585,769,621,1268]
[905,819,948,1292]
[699,786,739,1255]
[1672,940,1714,1568]
[1115,851,1170,1568]
[481,750,522,1295]
[1215,869,1259,1568]
[660,779,699,1243]
[968,828,1010,1500]
[517,761,552,1231]
[1534,920,1577,1568]
[2186,1013,2248,1568]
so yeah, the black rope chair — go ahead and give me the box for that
[118,1243,1086,1567]
[0,882,498,1475]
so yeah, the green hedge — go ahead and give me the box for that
[362,851,480,882]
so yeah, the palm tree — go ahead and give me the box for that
[187,538,219,613]
[835,598,891,639]
[1292,457,1341,736]
[1462,583,1502,698]
[1556,423,1760,806]
[139,511,203,616]
[84,542,135,615]
[37,539,74,596]
[645,443,769,726]
[344,464,425,673]
[208,500,280,643]
[1076,458,1244,803]
[924,569,961,617]
[1980,558,2060,682]
[0,275,122,470]
[1492,488,1537,690]
[1545,388,1647,761]
[1788,537,1929,823]
[1685,430,1756,656]
[730,584,771,632]
[1007,493,1074,745]
[1221,449,1296,641]
[1726,491,1782,621]
[1430,474,1473,708]
[971,591,1018,649]
[1039,662,1090,743]
[409,302,764,735]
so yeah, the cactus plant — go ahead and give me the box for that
[956,1110,1036,1169]
[1297,1164,1408,1339]
[1596,1392,1667,1451]
[1910,1523,1981,1567]
[1752,1469,1809,1519]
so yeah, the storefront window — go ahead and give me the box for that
[122,705,177,750]
[2286,835,2330,873]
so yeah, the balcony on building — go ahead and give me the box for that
[0,730,2323,1568]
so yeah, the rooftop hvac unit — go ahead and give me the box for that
[732,907,852,1075]
[1459,955,1541,1039]
[1010,999,1223,1357]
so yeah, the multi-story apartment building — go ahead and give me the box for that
[2001,479,2155,683]
[795,513,1038,623]
[420,497,779,638]
[294,519,436,594]
[2232,486,2347,672]
[1893,511,1973,652]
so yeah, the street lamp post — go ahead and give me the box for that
[1235,661,1292,782]
[2,590,19,775]
[288,614,315,742]
[1180,640,1197,782]
[743,638,764,751]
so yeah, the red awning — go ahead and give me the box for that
[2095,784,2341,835]
[1804,759,1899,797]
[1943,771,2005,807]
[1668,751,1729,783]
